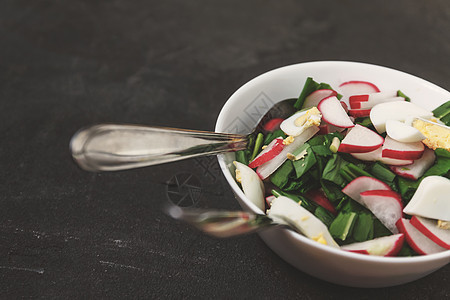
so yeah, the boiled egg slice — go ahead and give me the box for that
[385,119,426,143]
[403,176,450,221]
[411,117,450,151]
[280,107,322,137]
[267,196,339,248]
[233,161,265,212]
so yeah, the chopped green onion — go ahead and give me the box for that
[355,117,373,128]
[322,154,347,187]
[329,212,357,241]
[292,144,317,178]
[432,100,450,119]
[329,137,340,153]
[314,206,335,228]
[249,132,264,161]
[369,162,396,183]
[352,213,374,242]
[397,90,411,102]
[235,150,248,165]
[270,160,294,188]
[310,145,332,157]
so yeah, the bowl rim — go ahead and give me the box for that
[215,60,450,264]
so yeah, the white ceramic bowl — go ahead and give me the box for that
[215,61,450,288]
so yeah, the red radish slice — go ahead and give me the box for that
[350,94,370,103]
[390,148,435,180]
[382,136,425,160]
[359,96,405,110]
[349,101,365,110]
[338,125,384,153]
[349,92,397,109]
[342,176,391,206]
[351,146,414,166]
[318,96,354,128]
[303,89,337,108]
[360,189,403,234]
[305,189,337,216]
[348,109,371,118]
[349,96,368,109]
[410,216,450,249]
[256,126,319,180]
[340,101,348,113]
[396,218,447,255]
[263,118,284,132]
[248,138,284,168]
[339,81,380,97]
[341,234,404,256]
[349,91,396,103]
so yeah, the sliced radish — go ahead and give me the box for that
[305,189,337,216]
[342,176,391,206]
[351,146,414,166]
[348,109,371,118]
[317,96,354,128]
[359,96,405,110]
[403,176,450,221]
[360,189,403,234]
[233,161,265,211]
[256,126,319,180]
[340,101,348,113]
[248,137,284,168]
[382,136,425,160]
[349,91,397,108]
[349,96,369,108]
[341,234,404,256]
[349,101,365,110]
[410,216,450,249]
[370,101,433,133]
[339,81,380,97]
[267,196,339,248]
[303,89,337,108]
[396,218,447,255]
[390,148,435,180]
[263,118,284,132]
[338,124,384,153]
[386,119,426,143]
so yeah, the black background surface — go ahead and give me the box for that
[1,0,449,298]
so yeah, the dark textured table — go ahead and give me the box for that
[1,0,449,298]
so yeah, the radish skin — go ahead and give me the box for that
[338,125,384,153]
[396,218,447,255]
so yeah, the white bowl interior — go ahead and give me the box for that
[215,61,450,287]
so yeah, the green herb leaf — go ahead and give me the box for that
[270,160,294,188]
[329,212,357,241]
[352,213,374,242]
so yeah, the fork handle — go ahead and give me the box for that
[70,124,248,172]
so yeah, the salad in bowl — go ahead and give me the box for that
[215,61,450,287]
